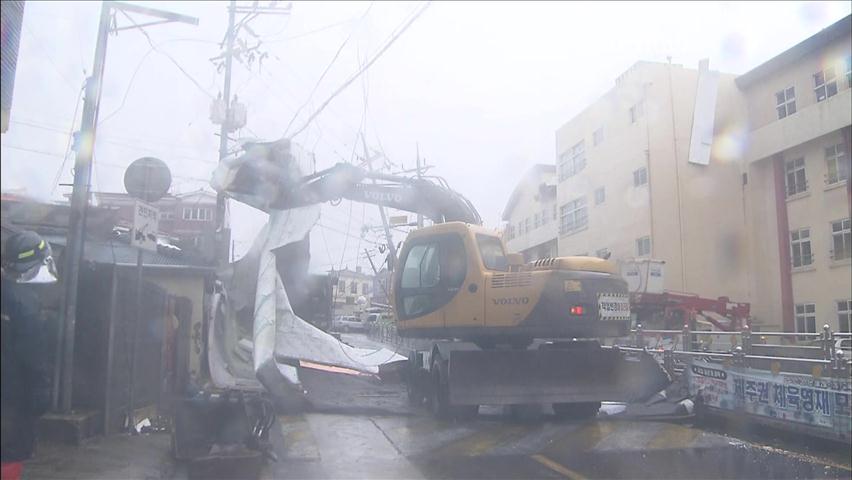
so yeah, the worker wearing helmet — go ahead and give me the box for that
[1,231,57,480]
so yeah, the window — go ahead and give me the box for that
[593,127,604,146]
[785,157,807,196]
[350,281,358,294]
[399,242,441,318]
[534,212,541,229]
[814,66,838,102]
[525,217,531,233]
[338,280,345,291]
[838,300,852,333]
[846,56,851,87]
[183,207,212,221]
[363,283,371,295]
[825,144,848,185]
[633,167,648,186]
[629,100,644,123]
[159,210,174,220]
[795,303,816,335]
[595,248,610,259]
[505,224,515,241]
[476,234,509,271]
[518,221,524,236]
[831,218,851,261]
[558,140,586,180]
[636,236,651,257]
[552,204,557,221]
[790,228,813,268]
[541,209,549,225]
[594,186,605,205]
[559,196,588,235]
[775,86,796,119]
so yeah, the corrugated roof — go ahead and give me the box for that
[42,234,215,270]
[736,15,852,89]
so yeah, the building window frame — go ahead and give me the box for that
[629,100,645,124]
[830,218,851,261]
[534,212,541,229]
[559,196,588,236]
[541,209,549,226]
[825,144,848,185]
[775,86,796,119]
[182,206,212,221]
[559,140,586,181]
[593,127,604,146]
[594,186,606,205]
[813,66,838,102]
[845,56,852,87]
[795,303,816,335]
[790,228,813,268]
[635,236,651,257]
[784,157,808,197]
[633,167,648,187]
[838,300,852,333]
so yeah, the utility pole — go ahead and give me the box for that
[214,0,236,266]
[416,142,423,228]
[361,133,397,270]
[57,1,197,413]
[212,1,291,264]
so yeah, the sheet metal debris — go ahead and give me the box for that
[209,139,405,405]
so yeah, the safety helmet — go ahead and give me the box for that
[2,231,58,284]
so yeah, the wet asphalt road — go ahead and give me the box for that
[253,334,852,480]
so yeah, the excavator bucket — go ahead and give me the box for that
[447,347,670,406]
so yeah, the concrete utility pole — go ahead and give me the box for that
[361,133,397,270]
[416,143,423,228]
[213,1,291,265]
[214,0,236,266]
[57,1,197,414]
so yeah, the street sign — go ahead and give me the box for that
[132,200,159,252]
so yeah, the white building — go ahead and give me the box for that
[502,164,558,261]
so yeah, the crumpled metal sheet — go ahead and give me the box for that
[210,139,405,400]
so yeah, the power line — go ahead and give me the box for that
[288,1,431,139]
[21,22,82,94]
[50,84,85,197]
[282,3,374,137]
[264,17,354,43]
[118,9,215,99]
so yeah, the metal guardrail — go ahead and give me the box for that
[624,323,851,378]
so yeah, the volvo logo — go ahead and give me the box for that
[492,297,530,305]
[363,190,403,203]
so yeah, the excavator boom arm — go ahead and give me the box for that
[270,163,482,225]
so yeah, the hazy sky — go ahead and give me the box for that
[1,1,849,272]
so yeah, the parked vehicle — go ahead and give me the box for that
[333,315,366,333]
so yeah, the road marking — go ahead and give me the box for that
[646,423,701,450]
[543,421,616,456]
[532,454,587,480]
[431,423,534,457]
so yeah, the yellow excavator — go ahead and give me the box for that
[221,144,671,419]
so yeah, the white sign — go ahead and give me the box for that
[132,200,159,252]
[597,293,631,321]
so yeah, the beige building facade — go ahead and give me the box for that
[502,164,558,261]
[543,15,851,332]
[554,60,751,306]
[737,16,851,333]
